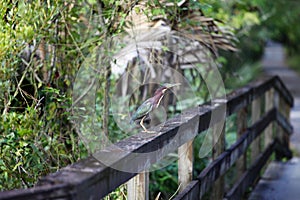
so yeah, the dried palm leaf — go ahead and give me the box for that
[111,0,237,100]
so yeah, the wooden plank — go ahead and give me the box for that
[178,140,194,192]
[281,96,291,146]
[225,76,293,115]
[0,184,72,200]
[225,77,269,117]
[275,106,293,159]
[211,122,225,200]
[224,76,289,117]
[275,97,293,160]
[226,86,253,116]
[251,98,261,164]
[174,108,277,200]
[127,172,149,200]
[225,76,292,117]
[0,105,200,200]
[264,89,274,147]
[37,157,134,200]
[273,91,281,160]
[273,75,294,107]
[174,107,293,200]
[251,77,274,99]
[276,94,284,155]
[176,107,294,199]
[276,108,293,135]
[224,140,277,200]
[283,100,291,147]
[0,76,294,200]
[236,107,248,179]
[45,111,200,199]
[174,181,200,200]
[250,76,293,107]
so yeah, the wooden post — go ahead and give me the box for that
[127,172,149,200]
[279,95,291,152]
[211,122,226,200]
[178,140,193,192]
[236,107,247,179]
[251,98,261,164]
[264,89,274,148]
[283,101,291,150]
[275,92,283,144]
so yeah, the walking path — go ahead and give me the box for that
[262,41,300,152]
[249,41,300,200]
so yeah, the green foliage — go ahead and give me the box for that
[0,0,90,190]
[0,105,88,189]
[104,184,127,200]
[1,0,298,197]
[0,108,44,189]
[258,0,300,54]
[224,62,262,91]
[287,54,300,75]
[149,135,210,199]
[150,161,179,199]
[0,0,132,190]
[260,1,300,68]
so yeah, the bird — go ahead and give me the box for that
[130,83,181,132]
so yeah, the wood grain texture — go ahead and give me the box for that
[0,76,293,200]
[178,140,194,192]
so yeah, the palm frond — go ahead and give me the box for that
[111,0,237,100]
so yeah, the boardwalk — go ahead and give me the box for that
[262,41,300,152]
[249,41,300,200]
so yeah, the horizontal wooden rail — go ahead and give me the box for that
[173,108,292,200]
[224,139,278,200]
[0,76,293,200]
[225,76,293,116]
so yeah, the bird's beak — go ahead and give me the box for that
[165,83,181,89]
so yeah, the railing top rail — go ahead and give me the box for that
[225,75,293,116]
[174,107,293,200]
[0,75,294,200]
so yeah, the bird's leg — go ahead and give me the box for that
[140,116,148,132]
[140,116,155,133]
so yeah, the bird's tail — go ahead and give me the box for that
[130,113,137,124]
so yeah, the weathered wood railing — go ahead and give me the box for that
[0,76,293,200]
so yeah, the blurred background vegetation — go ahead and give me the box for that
[0,0,299,198]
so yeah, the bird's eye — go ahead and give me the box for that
[161,21,167,27]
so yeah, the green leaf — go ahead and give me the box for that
[12,162,23,171]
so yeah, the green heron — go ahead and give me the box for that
[130,83,180,132]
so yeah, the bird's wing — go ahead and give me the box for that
[131,99,153,122]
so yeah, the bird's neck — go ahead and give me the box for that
[154,93,165,108]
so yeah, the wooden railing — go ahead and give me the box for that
[0,76,293,200]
